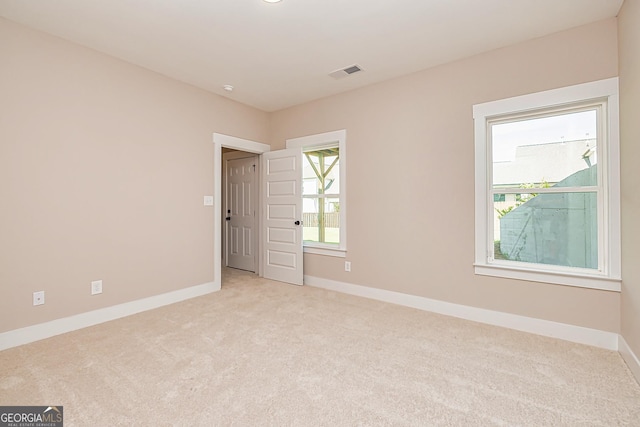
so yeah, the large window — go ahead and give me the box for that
[473,78,620,291]
[287,130,347,257]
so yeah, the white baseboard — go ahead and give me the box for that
[304,275,619,351]
[0,281,219,352]
[619,335,640,384]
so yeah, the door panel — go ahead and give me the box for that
[268,227,296,244]
[267,156,297,173]
[226,156,257,272]
[267,180,296,196]
[268,204,297,219]
[263,148,303,285]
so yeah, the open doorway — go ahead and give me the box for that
[213,134,270,290]
[213,133,306,289]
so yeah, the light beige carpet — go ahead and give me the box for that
[1,268,639,426]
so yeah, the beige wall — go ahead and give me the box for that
[0,18,269,333]
[270,18,621,332]
[619,1,640,358]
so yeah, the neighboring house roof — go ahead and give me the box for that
[493,139,596,187]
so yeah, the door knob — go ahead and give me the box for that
[226,217,231,221]
[294,220,301,225]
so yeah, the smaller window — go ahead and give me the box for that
[286,130,347,257]
[302,147,341,245]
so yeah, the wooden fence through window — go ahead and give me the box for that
[302,212,340,228]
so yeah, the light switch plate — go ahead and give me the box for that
[203,196,214,206]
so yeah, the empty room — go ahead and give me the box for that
[1,0,639,425]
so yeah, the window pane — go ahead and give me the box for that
[303,197,340,244]
[303,148,340,196]
[493,192,597,269]
[492,110,597,189]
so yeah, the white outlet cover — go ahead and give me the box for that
[203,196,214,206]
[91,280,103,295]
[33,291,45,306]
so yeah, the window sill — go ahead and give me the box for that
[474,264,621,292]
[303,246,346,258]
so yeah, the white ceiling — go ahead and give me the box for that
[0,0,624,112]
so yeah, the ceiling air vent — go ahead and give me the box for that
[329,64,364,79]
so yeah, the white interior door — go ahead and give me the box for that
[262,148,303,285]
[225,155,257,272]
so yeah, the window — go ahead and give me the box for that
[287,130,347,257]
[473,78,620,291]
[302,147,340,244]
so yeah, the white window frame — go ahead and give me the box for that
[473,78,621,292]
[287,130,347,258]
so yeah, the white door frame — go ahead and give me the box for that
[213,133,270,290]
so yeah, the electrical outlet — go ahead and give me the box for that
[345,261,351,272]
[33,291,45,306]
[203,196,214,206]
[91,280,103,295]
